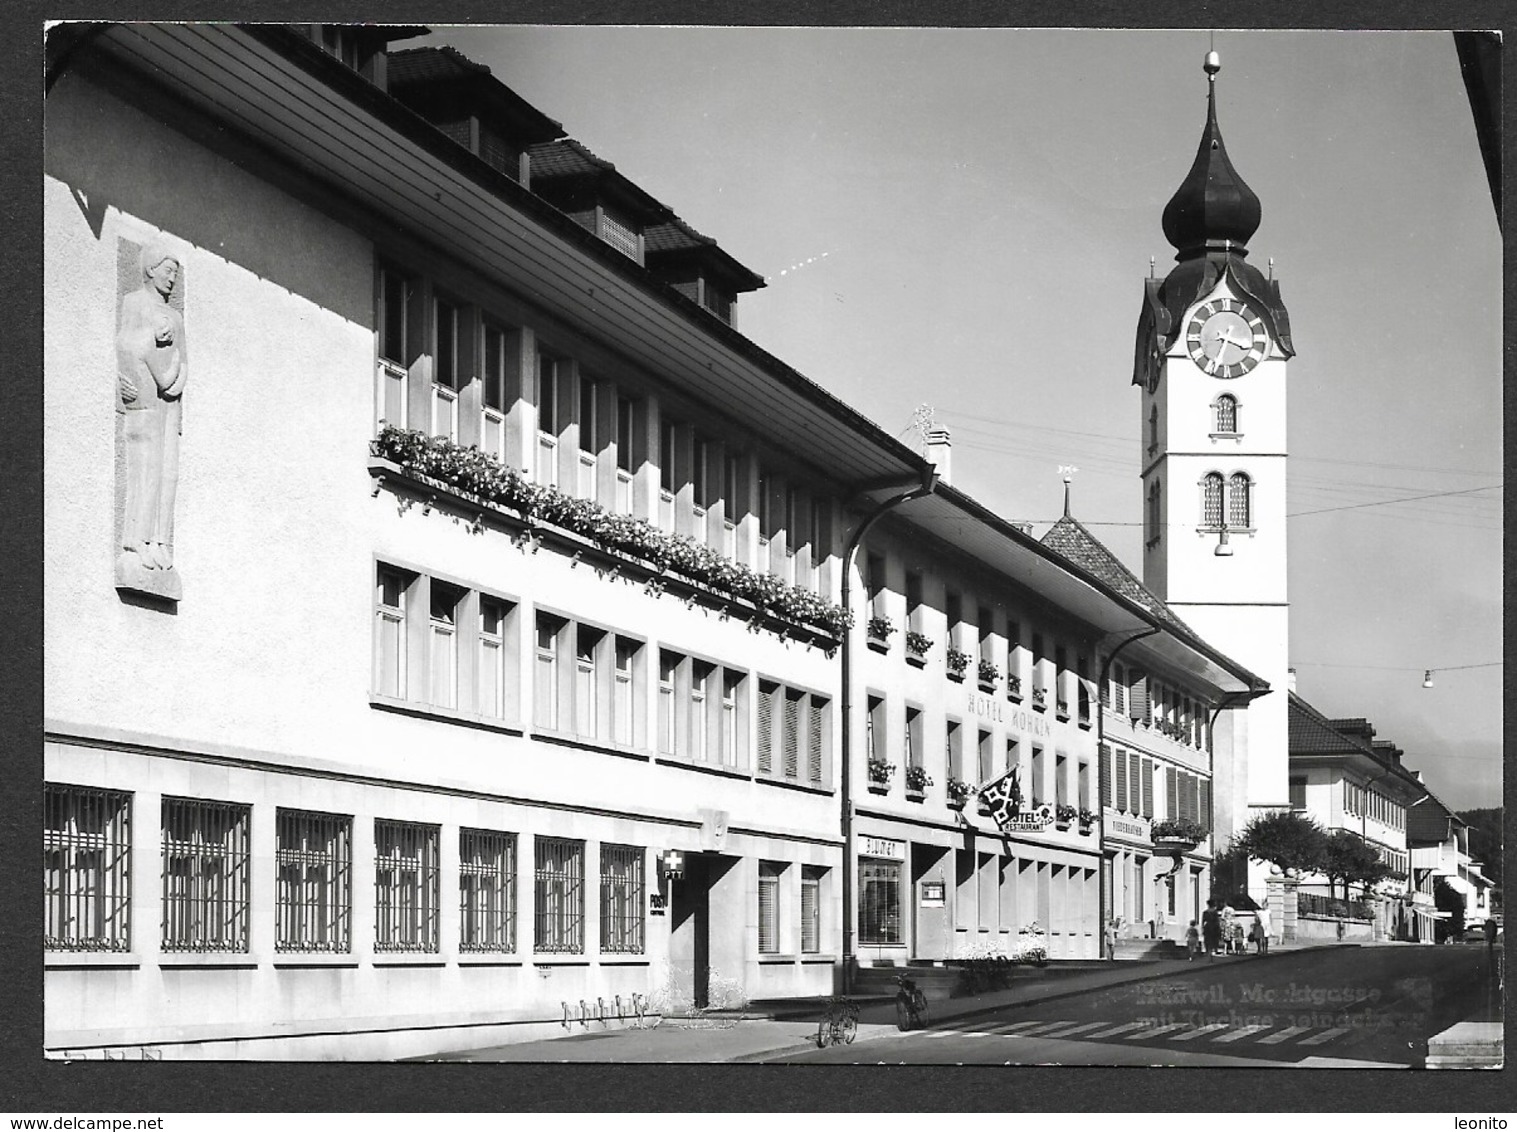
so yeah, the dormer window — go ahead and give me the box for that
[318,25,361,71]
[599,207,641,261]
[700,280,733,324]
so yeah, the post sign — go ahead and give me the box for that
[649,893,667,916]
[861,836,906,861]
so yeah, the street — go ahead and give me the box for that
[777,944,1497,1068]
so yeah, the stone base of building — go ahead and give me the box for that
[1425,1021,1504,1069]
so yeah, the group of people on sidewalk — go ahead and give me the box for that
[1187,901,1272,961]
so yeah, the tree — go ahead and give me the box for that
[1434,876,1467,943]
[1233,810,1327,877]
[1321,830,1388,901]
[1457,806,1503,892]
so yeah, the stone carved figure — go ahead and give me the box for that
[116,241,187,596]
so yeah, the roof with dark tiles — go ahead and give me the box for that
[1039,514,1195,637]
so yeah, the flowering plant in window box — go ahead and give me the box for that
[867,616,896,649]
[1031,686,1047,710]
[976,659,999,689]
[1151,817,1205,849]
[1055,803,1078,829]
[1006,673,1022,701]
[371,426,855,640]
[867,758,895,793]
[945,776,973,810]
[945,647,970,680]
[904,764,933,797]
[1077,807,1097,833]
[1055,698,1070,719]
[905,630,933,658]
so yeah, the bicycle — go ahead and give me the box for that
[895,974,929,1031]
[816,996,859,1048]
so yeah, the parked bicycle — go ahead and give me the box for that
[816,996,859,1048]
[895,974,929,1031]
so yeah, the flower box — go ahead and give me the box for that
[945,777,973,810]
[1006,674,1022,702]
[1056,699,1070,720]
[867,758,896,796]
[906,789,925,803]
[1031,687,1048,711]
[946,647,970,682]
[905,630,933,660]
[904,765,933,795]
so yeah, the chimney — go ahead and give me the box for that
[925,426,952,486]
[1288,667,1297,693]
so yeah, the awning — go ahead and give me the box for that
[1442,874,1477,897]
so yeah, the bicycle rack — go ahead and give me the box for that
[561,1002,573,1030]
[578,999,591,1028]
[596,997,607,1025]
[630,993,647,1028]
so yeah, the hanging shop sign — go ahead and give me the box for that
[997,803,1055,833]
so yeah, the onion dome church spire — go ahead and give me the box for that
[1160,51,1262,259]
[1132,51,1293,388]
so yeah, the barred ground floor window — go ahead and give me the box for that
[375,819,440,952]
[599,843,646,954]
[859,858,902,946]
[275,809,352,952]
[534,837,585,953]
[44,784,132,951]
[162,797,251,952]
[459,828,516,953]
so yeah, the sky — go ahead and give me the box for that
[419,26,1503,811]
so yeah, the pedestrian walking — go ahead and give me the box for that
[1256,903,1271,955]
[1201,900,1222,962]
[1185,920,1201,960]
[1247,917,1262,955]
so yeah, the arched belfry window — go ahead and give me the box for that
[1228,473,1252,528]
[1146,479,1161,545]
[1148,405,1159,455]
[1202,473,1224,528]
[1214,394,1238,434]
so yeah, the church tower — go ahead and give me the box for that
[1132,53,1295,873]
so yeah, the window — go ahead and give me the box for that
[535,613,563,729]
[375,820,439,952]
[600,208,640,260]
[1289,777,1307,810]
[275,809,351,953]
[615,637,639,747]
[478,597,509,719]
[905,706,922,770]
[660,418,678,494]
[1147,480,1161,545]
[906,572,924,634]
[1141,757,1154,817]
[534,837,585,953]
[459,829,515,953]
[428,582,462,710]
[978,729,994,785]
[600,844,645,954]
[577,377,599,500]
[377,266,410,429]
[809,497,826,571]
[374,565,408,699]
[1031,747,1045,804]
[537,354,560,487]
[782,688,802,778]
[44,785,131,952]
[756,680,828,785]
[481,322,509,460]
[945,590,963,650]
[1214,394,1238,434]
[758,862,782,954]
[801,868,823,954]
[1201,472,1224,528]
[756,679,778,773]
[1114,746,1128,812]
[1055,753,1068,807]
[1101,743,1113,807]
[720,668,743,766]
[659,650,678,755]
[867,553,887,618]
[691,661,713,762]
[946,720,962,782]
[161,797,250,953]
[867,695,885,764]
[575,625,602,739]
[1228,473,1252,528]
[616,395,636,470]
[1078,760,1090,810]
[859,859,902,945]
[432,298,459,441]
[1147,404,1158,455]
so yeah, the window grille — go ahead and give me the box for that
[858,859,901,945]
[534,837,585,953]
[459,829,515,952]
[801,868,822,954]
[1203,473,1224,528]
[807,696,825,784]
[600,210,640,260]
[600,844,646,954]
[1215,394,1237,433]
[758,862,781,953]
[1228,473,1251,528]
[44,785,131,952]
[375,820,439,952]
[275,809,351,952]
[161,797,250,953]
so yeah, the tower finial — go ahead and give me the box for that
[1205,50,1221,80]
[1058,465,1079,518]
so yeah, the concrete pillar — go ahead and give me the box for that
[1267,873,1297,943]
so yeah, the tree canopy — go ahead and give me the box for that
[1233,810,1328,877]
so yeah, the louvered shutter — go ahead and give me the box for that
[1141,758,1154,817]
[1199,779,1211,833]
[1129,754,1141,816]
[782,689,801,778]
[1100,744,1112,806]
[1166,766,1178,819]
[806,697,824,784]
[1129,672,1149,723]
[758,865,779,953]
[756,682,775,773]
[1114,747,1127,812]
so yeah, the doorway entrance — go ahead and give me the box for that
[667,852,738,1010]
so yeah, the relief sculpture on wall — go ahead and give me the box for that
[115,239,186,600]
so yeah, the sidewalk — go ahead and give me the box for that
[426,940,1361,1063]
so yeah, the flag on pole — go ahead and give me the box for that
[978,765,1022,831]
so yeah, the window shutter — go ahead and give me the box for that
[757,682,775,773]
[806,697,824,784]
[1141,758,1154,817]
[758,865,779,953]
[782,689,801,779]
[1114,749,1128,812]
[1128,754,1141,816]
[1100,744,1112,807]
[1166,766,1178,818]
[1129,672,1148,723]
[1199,779,1211,833]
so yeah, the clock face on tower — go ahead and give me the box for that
[1185,297,1269,378]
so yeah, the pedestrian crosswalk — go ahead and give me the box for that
[916,1017,1359,1052]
